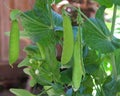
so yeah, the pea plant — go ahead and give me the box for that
[8,0,120,96]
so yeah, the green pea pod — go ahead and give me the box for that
[61,12,74,65]
[72,27,83,92]
[9,20,20,66]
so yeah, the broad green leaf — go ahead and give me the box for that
[111,36,120,48]
[23,68,31,76]
[29,44,60,86]
[61,12,74,64]
[44,85,64,96]
[60,68,72,85]
[50,83,65,95]
[36,43,46,60]
[82,18,118,53]
[20,0,62,44]
[10,89,35,96]
[29,78,37,87]
[30,67,52,86]
[95,0,113,8]
[92,67,107,84]
[24,45,40,57]
[102,76,120,96]
[95,6,110,36]
[114,49,120,75]
[114,0,120,6]
[9,20,20,66]
[81,75,94,95]
[18,57,29,68]
[43,44,60,82]
[44,86,56,96]
[84,50,101,74]
[23,68,37,87]
[20,11,53,43]
[10,9,21,21]
[117,92,120,96]
[55,0,61,3]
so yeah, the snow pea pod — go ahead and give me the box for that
[72,26,83,92]
[61,12,74,65]
[9,20,20,66]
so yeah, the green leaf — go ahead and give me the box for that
[9,20,20,66]
[44,86,56,96]
[60,68,72,85]
[43,44,60,82]
[44,84,65,96]
[81,75,94,95]
[36,43,46,60]
[29,78,37,87]
[102,76,120,96]
[84,50,100,74]
[24,45,40,56]
[114,49,120,75]
[61,12,74,64]
[111,36,120,48]
[114,0,120,6]
[55,0,61,3]
[18,57,30,68]
[10,9,21,21]
[23,68,31,76]
[95,0,113,8]
[20,11,53,43]
[20,0,62,44]
[10,89,35,96]
[51,83,65,95]
[95,6,110,36]
[92,67,106,84]
[83,18,117,53]
[30,67,52,86]
[29,44,60,86]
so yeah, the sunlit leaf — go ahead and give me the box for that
[10,9,21,21]
[10,89,35,96]
[82,18,120,53]
[95,0,113,8]
[114,0,120,6]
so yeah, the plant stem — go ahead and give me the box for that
[110,4,117,80]
[78,8,85,75]
[111,53,117,80]
[111,4,117,36]
[37,87,52,96]
[47,0,54,29]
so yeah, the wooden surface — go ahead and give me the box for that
[0,0,35,90]
[0,0,35,64]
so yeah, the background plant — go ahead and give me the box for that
[8,0,120,96]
